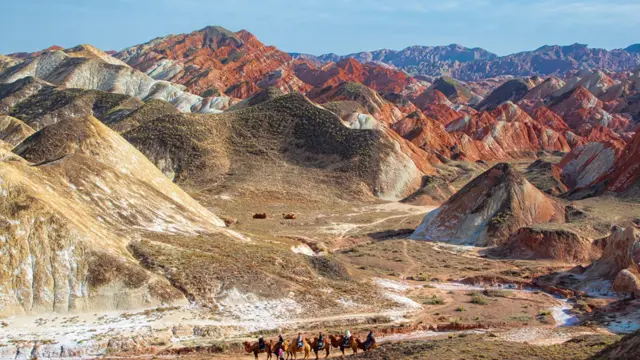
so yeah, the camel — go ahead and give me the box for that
[328,335,358,355]
[274,340,289,359]
[286,338,311,360]
[243,340,275,360]
[305,337,330,359]
[356,337,378,352]
[283,213,296,220]
[253,213,267,219]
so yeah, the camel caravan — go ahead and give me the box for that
[243,331,378,359]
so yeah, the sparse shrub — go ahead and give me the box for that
[455,306,466,312]
[471,293,489,305]
[483,289,513,298]
[308,255,350,280]
[490,211,513,227]
[201,88,220,98]
[510,315,532,324]
[423,296,445,305]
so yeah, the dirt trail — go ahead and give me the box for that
[401,240,419,279]
[326,203,437,239]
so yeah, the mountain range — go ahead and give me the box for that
[292,43,640,81]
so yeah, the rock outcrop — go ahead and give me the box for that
[557,131,639,199]
[411,163,566,246]
[578,227,639,297]
[0,115,34,146]
[493,227,598,263]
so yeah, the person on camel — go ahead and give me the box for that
[343,330,351,347]
[296,332,304,348]
[258,335,266,350]
[278,334,284,344]
[317,332,325,350]
[365,330,375,350]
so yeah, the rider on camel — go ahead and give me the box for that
[296,332,304,348]
[365,330,375,350]
[343,330,351,347]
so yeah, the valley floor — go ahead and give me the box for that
[2,196,638,359]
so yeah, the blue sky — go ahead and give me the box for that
[2,0,639,56]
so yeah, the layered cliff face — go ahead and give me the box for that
[440,102,570,161]
[411,163,566,246]
[0,48,232,114]
[558,131,640,199]
[493,227,599,263]
[606,131,640,195]
[0,115,237,316]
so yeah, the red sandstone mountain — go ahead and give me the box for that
[409,89,462,125]
[443,102,570,160]
[530,107,569,132]
[604,131,640,194]
[307,82,404,124]
[293,58,425,96]
[557,124,640,199]
[557,139,627,198]
[115,26,426,101]
[115,26,301,98]
[391,111,457,158]
[411,163,566,246]
[549,86,631,133]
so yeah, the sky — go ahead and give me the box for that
[1,0,639,56]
